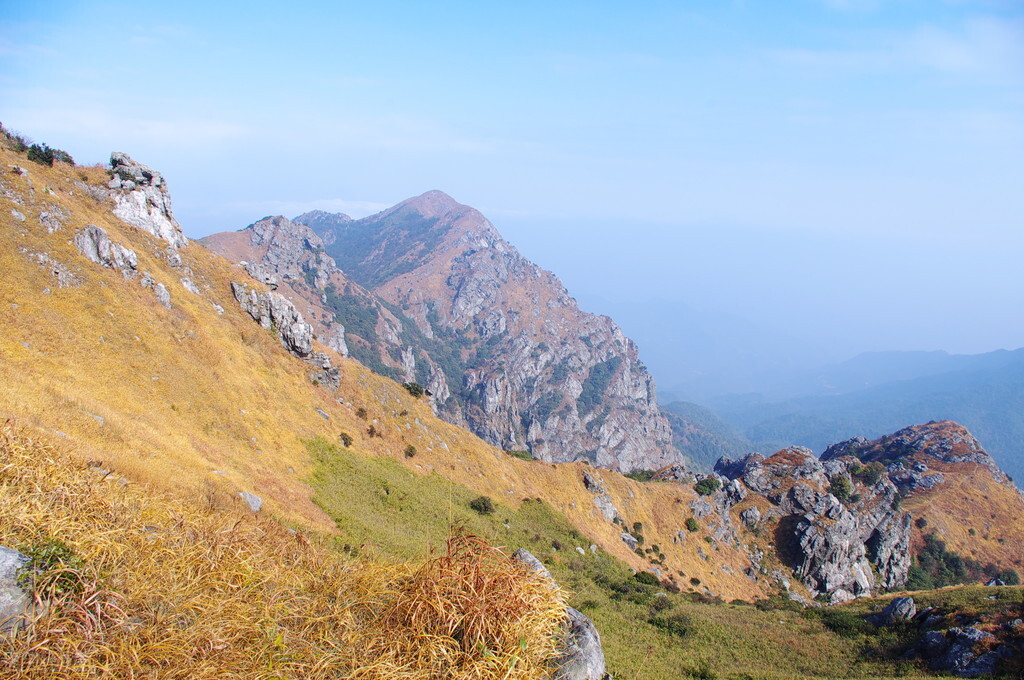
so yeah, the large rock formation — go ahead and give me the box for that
[107,152,187,249]
[714,446,911,603]
[203,192,682,472]
[822,421,1024,580]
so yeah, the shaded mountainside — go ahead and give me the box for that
[662,400,754,472]
[711,351,1024,483]
[207,191,680,472]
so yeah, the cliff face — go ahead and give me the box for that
[207,191,679,472]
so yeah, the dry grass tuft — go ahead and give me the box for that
[364,529,567,679]
[0,422,566,679]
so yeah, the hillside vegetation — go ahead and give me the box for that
[0,422,566,679]
[2,133,1022,679]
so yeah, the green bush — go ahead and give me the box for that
[634,571,660,586]
[469,496,495,515]
[338,432,353,447]
[694,478,721,496]
[999,569,1020,585]
[829,474,852,501]
[402,382,425,398]
[625,469,655,482]
[504,449,534,461]
[18,537,86,596]
[404,445,416,458]
[685,517,699,532]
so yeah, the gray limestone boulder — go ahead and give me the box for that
[551,607,606,680]
[869,597,916,626]
[0,546,33,633]
[75,225,138,274]
[740,506,761,529]
[108,152,188,249]
[238,492,263,512]
[511,548,606,680]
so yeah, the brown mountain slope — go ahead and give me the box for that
[289,192,679,472]
[0,144,772,602]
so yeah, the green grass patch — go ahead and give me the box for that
[306,437,963,679]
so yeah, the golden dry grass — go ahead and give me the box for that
[0,138,775,602]
[0,422,567,679]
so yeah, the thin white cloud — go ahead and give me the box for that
[771,16,1024,84]
[1,100,253,150]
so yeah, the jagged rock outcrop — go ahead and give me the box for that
[512,548,606,680]
[715,446,911,602]
[74,224,177,308]
[107,152,187,249]
[822,421,1024,585]
[823,421,1014,488]
[581,470,622,523]
[231,281,314,358]
[230,281,341,390]
[75,224,138,274]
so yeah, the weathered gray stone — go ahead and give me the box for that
[740,506,761,529]
[108,152,187,249]
[75,225,138,274]
[231,281,315,358]
[512,548,606,680]
[238,491,262,512]
[620,532,638,551]
[869,597,916,626]
[140,275,171,309]
[0,546,32,633]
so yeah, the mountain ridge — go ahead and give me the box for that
[206,193,681,472]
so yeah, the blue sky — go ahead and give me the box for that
[2,0,1022,393]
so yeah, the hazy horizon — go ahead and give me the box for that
[4,0,1021,397]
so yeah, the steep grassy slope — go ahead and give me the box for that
[5,139,1022,679]
[0,422,567,680]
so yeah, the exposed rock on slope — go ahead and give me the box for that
[106,152,187,249]
[714,446,911,603]
[823,421,1024,574]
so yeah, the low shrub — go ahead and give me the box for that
[469,496,495,515]
[694,478,721,496]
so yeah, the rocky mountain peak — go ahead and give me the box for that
[393,189,462,217]
[218,191,684,472]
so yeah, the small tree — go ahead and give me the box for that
[685,517,699,532]
[829,474,852,502]
[402,382,425,398]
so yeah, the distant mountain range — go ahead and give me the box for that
[707,348,1024,482]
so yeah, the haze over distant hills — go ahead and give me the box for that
[701,347,1024,483]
